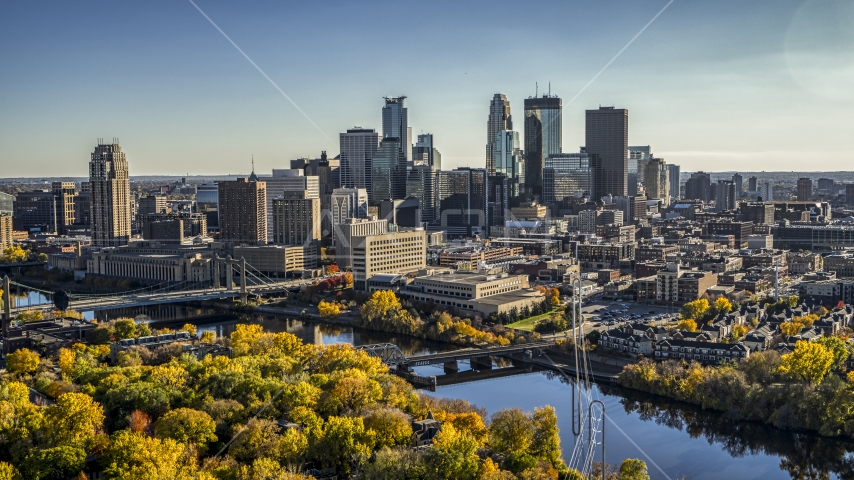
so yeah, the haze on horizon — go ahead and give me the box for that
[1,0,852,177]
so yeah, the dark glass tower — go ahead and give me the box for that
[587,106,628,199]
[486,93,512,176]
[524,95,562,198]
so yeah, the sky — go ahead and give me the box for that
[1,0,852,177]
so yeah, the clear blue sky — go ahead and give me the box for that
[1,0,852,176]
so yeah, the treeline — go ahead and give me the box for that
[619,338,854,438]
[0,321,655,479]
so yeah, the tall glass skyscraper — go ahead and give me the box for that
[371,138,406,203]
[645,157,670,206]
[436,168,489,236]
[587,106,629,199]
[413,133,440,170]
[628,145,651,196]
[524,95,562,198]
[493,130,525,197]
[339,128,379,192]
[382,96,411,163]
[667,164,681,199]
[542,152,591,204]
[486,93,512,176]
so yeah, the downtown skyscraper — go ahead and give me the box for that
[587,106,628,199]
[524,94,562,197]
[339,128,380,193]
[89,140,131,247]
[382,96,411,164]
[486,94,512,176]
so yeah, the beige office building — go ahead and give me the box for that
[90,142,131,247]
[403,271,545,317]
[352,229,426,290]
[233,244,317,275]
[271,195,321,246]
[333,217,388,268]
[0,214,12,249]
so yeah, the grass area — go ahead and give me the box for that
[506,308,562,332]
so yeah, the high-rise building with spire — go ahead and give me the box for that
[524,94,562,197]
[89,139,131,247]
[486,94,512,176]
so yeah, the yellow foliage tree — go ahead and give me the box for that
[44,392,105,447]
[547,288,561,307]
[200,330,216,344]
[318,300,341,318]
[360,290,402,322]
[102,430,202,480]
[677,319,698,333]
[731,324,748,339]
[1,246,28,263]
[681,299,710,321]
[778,340,835,384]
[714,297,732,315]
[6,348,40,376]
[58,348,76,379]
[180,323,197,336]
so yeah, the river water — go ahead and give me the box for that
[88,304,854,480]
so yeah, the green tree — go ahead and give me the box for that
[488,408,533,453]
[814,336,850,371]
[154,408,217,451]
[312,416,373,474]
[113,319,137,340]
[20,445,87,480]
[778,340,835,384]
[618,458,650,480]
[228,419,283,462]
[6,348,40,376]
[362,407,413,449]
[425,423,480,480]
[530,406,563,468]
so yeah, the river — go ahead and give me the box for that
[87,304,854,480]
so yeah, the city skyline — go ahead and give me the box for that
[1,0,853,177]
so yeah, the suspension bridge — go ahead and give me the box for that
[3,257,324,315]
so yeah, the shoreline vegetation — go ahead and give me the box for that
[0,319,651,480]
[617,344,854,439]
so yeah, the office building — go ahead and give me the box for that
[739,202,775,225]
[260,170,320,242]
[87,242,213,283]
[138,195,167,216]
[645,157,669,206]
[685,171,712,203]
[760,183,774,202]
[524,95,562,197]
[140,213,207,243]
[797,178,812,201]
[406,165,436,223]
[0,214,12,250]
[197,183,218,210]
[493,130,525,197]
[714,181,737,212]
[628,146,651,196]
[15,183,77,235]
[371,137,407,202]
[90,141,132,247]
[817,178,835,195]
[333,217,389,268]
[587,106,629,199]
[748,177,758,192]
[0,192,13,216]
[413,134,441,170]
[486,93,512,176]
[290,151,340,196]
[379,198,421,228]
[351,229,427,290]
[403,271,544,317]
[847,184,854,205]
[218,177,267,245]
[436,168,489,237]
[382,96,411,163]
[339,128,380,192]
[331,188,369,226]
[542,152,592,204]
[271,194,321,246]
[232,244,317,275]
[667,164,680,199]
[732,173,743,199]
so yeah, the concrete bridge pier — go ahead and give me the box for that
[443,361,459,374]
[470,356,493,371]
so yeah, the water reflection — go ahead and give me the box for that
[608,386,854,480]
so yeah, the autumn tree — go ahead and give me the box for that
[325,264,340,275]
[681,298,710,322]
[311,416,373,474]
[43,392,105,447]
[154,408,217,451]
[618,458,650,480]
[318,300,341,318]
[6,348,40,376]
[814,336,850,371]
[181,323,197,336]
[101,430,200,479]
[676,319,698,333]
[341,272,354,286]
[362,407,412,448]
[113,319,137,340]
[713,297,732,315]
[424,423,480,480]
[200,330,216,344]
[778,340,835,384]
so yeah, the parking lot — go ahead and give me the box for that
[577,296,681,330]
